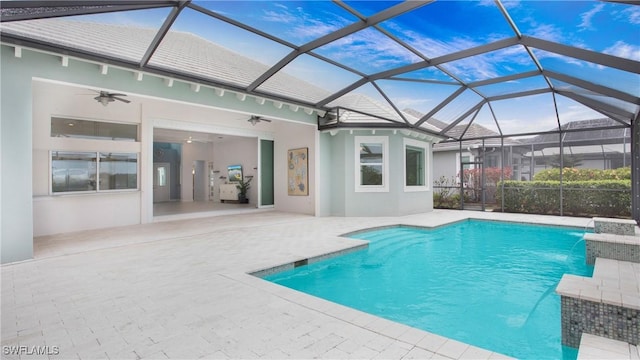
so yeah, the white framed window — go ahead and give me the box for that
[355,136,388,192]
[404,138,429,192]
[51,117,138,142]
[51,151,138,194]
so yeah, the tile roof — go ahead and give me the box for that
[523,118,630,146]
[2,18,426,127]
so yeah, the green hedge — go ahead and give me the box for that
[496,180,631,217]
[533,167,631,181]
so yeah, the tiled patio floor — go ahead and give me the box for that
[2,210,593,359]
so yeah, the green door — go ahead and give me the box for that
[260,140,274,206]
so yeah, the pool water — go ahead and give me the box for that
[264,220,594,360]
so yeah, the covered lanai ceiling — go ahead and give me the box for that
[1,1,639,141]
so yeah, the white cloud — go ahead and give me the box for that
[619,6,640,25]
[318,28,422,71]
[262,9,298,24]
[603,40,640,61]
[578,3,605,31]
[528,23,565,43]
[260,4,351,43]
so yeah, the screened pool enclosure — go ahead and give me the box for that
[1,0,639,219]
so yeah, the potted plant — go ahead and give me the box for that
[236,176,252,204]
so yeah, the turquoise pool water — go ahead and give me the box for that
[264,220,594,360]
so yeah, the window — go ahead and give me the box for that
[52,152,97,192]
[51,117,138,142]
[99,153,138,190]
[355,136,388,192]
[404,138,429,191]
[51,151,138,193]
[486,155,498,168]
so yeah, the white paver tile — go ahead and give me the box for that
[402,346,435,359]
[436,339,470,359]
[372,340,413,359]
[416,333,449,353]
[459,345,494,359]
[0,211,611,360]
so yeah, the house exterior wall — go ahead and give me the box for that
[0,44,318,263]
[1,46,35,263]
[320,130,434,216]
[433,150,459,183]
[273,121,316,216]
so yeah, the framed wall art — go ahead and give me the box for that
[287,147,308,196]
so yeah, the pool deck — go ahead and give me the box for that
[0,210,603,359]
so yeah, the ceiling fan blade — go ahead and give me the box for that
[113,97,131,103]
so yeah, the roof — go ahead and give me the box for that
[403,109,521,151]
[1,1,638,140]
[522,118,631,147]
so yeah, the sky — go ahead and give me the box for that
[33,0,640,136]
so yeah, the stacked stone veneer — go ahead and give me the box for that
[561,297,639,348]
[585,233,640,265]
[557,217,640,349]
[558,265,639,348]
[585,218,640,265]
[593,217,637,236]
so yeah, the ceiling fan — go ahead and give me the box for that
[184,135,209,144]
[247,115,272,126]
[92,90,130,106]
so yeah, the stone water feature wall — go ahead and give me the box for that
[584,233,640,265]
[559,276,639,347]
[557,218,640,349]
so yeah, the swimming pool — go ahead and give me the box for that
[264,220,594,360]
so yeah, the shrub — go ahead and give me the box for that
[496,180,631,217]
[533,167,630,181]
[433,176,459,209]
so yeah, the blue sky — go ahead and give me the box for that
[59,0,639,135]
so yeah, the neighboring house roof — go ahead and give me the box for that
[522,118,630,148]
[332,95,442,134]
[403,109,522,151]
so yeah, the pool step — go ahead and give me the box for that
[578,333,639,360]
[557,258,639,348]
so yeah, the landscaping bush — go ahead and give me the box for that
[533,167,630,181]
[497,181,560,214]
[496,179,631,217]
[499,167,633,217]
[433,176,461,209]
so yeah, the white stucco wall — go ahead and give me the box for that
[1,44,319,262]
[320,130,435,217]
[273,121,317,215]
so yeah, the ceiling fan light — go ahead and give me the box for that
[99,96,110,106]
[248,115,262,126]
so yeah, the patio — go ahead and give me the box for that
[2,210,596,359]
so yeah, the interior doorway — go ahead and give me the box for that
[153,162,171,203]
[153,128,273,219]
[192,160,206,201]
